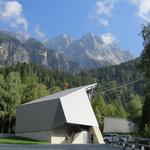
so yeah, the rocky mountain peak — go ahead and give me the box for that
[0,31,78,71]
[46,33,134,69]
[82,32,95,39]
[46,33,73,51]
[0,31,134,71]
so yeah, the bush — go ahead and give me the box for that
[143,124,150,138]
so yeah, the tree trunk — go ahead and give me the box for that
[8,116,11,134]
[1,117,4,134]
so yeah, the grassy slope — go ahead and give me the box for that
[0,136,48,144]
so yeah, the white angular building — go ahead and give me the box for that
[16,84,104,144]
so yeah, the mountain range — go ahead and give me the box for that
[0,31,134,71]
[46,33,134,69]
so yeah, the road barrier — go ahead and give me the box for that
[122,142,150,150]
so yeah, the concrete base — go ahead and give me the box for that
[72,131,88,144]
[16,126,104,144]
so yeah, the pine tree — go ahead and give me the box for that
[141,24,150,129]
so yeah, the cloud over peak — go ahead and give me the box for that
[0,0,28,32]
[89,0,118,27]
[95,0,117,17]
[35,25,47,41]
[129,0,150,22]
[2,1,22,18]
[101,33,116,45]
[89,0,150,27]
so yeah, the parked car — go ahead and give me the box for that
[119,135,133,143]
[104,133,120,143]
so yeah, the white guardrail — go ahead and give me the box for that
[122,138,150,150]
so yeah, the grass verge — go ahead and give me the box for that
[0,136,48,144]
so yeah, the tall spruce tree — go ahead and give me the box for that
[141,24,150,129]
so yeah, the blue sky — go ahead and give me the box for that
[0,0,150,57]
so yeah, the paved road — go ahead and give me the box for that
[0,144,124,150]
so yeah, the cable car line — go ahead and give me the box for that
[93,78,145,96]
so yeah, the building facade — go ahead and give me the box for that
[16,84,104,144]
[103,117,139,133]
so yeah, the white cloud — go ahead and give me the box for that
[89,0,118,27]
[95,0,117,17]
[2,1,22,18]
[35,25,47,41]
[0,0,28,32]
[100,33,116,45]
[99,19,109,27]
[129,0,150,22]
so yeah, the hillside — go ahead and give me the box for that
[0,32,78,72]
[0,55,144,132]
[0,31,133,71]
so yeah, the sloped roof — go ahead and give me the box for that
[16,83,98,133]
[20,83,97,106]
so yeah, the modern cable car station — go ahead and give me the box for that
[15,84,104,144]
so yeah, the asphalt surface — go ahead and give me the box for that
[0,144,124,150]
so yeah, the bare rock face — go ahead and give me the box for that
[0,33,29,65]
[23,38,72,71]
[46,33,134,69]
[0,31,134,71]
[0,32,74,71]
